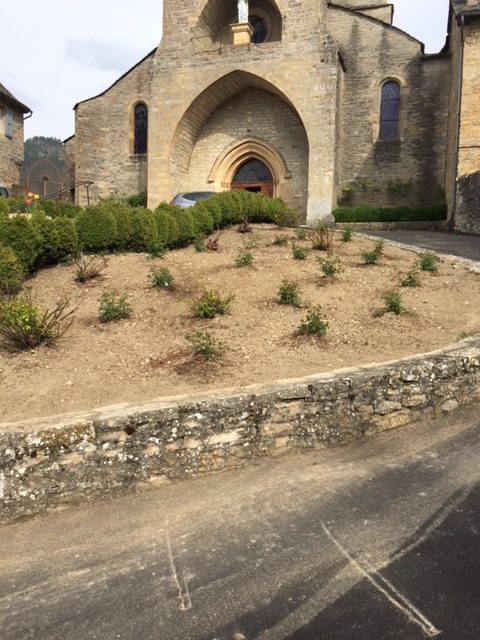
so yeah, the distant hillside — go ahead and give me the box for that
[24,136,65,171]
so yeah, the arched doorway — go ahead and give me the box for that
[231,159,274,197]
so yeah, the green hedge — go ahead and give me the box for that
[333,204,448,223]
[76,206,118,253]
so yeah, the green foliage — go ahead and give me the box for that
[292,244,309,260]
[175,210,196,246]
[333,204,447,223]
[374,240,384,256]
[191,205,214,236]
[193,236,207,253]
[154,205,180,247]
[309,222,334,251]
[271,201,298,228]
[76,206,117,253]
[319,254,343,278]
[362,250,380,265]
[341,226,353,243]
[31,213,79,264]
[277,279,301,307]
[125,192,147,208]
[234,250,254,268]
[0,246,24,296]
[399,270,421,288]
[150,266,175,289]
[0,289,75,349]
[417,251,440,272]
[74,255,108,283]
[295,227,307,240]
[373,291,407,317]
[190,289,235,319]
[273,234,289,246]
[129,207,159,252]
[185,330,224,360]
[99,292,132,322]
[39,200,81,219]
[0,215,42,270]
[297,306,328,336]
[24,136,66,171]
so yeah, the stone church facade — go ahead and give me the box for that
[66,0,480,232]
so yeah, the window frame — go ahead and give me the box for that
[378,80,401,142]
[5,108,13,139]
[133,102,148,156]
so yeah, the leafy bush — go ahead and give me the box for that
[99,292,132,322]
[234,250,254,268]
[193,236,207,253]
[0,289,75,349]
[191,205,214,236]
[129,207,159,252]
[362,250,380,265]
[309,223,334,251]
[319,254,343,278]
[185,330,224,360]
[190,289,235,318]
[333,204,447,223]
[297,306,328,336]
[126,192,147,208]
[40,200,82,219]
[154,205,180,247]
[74,255,108,283]
[175,210,196,246]
[150,266,175,289]
[417,251,440,272]
[277,280,301,307]
[373,291,407,317]
[374,240,384,256]
[51,217,79,260]
[273,234,289,246]
[399,270,421,288]
[0,246,24,296]
[76,206,117,253]
[0,215,42,270]
[292,244,309,260]
[341,227,353,243]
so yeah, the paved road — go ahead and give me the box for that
[362,230,480,262]
[1,407,479,640]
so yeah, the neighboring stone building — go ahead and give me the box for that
[0,83,32,193]
[65,0,478,231]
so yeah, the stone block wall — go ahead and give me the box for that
[327,7,450,209]
[1,338,479,523]
[74,52,155,206]
[0,103,24,191]
[455,170,480,233]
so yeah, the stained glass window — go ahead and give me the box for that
[134,103,148,154]
[233,160,273,183]
[250,15,268,44]
[379,81,400,140]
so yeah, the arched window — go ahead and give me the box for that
[379,81,400,140]
[134,103,148,154]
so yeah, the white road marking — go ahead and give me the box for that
[321,522,441,637]
[166,525,192,612]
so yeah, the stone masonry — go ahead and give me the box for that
[0,83,31,192]
[1,338,479,523]
[68,0,464,226]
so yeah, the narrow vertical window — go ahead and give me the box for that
[134,103,147,154]
[379,81,400,140]
[5,109,13,138]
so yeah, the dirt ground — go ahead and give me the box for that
[1,225,479,423]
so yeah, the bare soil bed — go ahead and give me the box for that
[1,225,479,423]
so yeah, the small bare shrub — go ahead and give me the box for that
[206,229,224,251]
[237,218,252,234]
[74,255,108,283]
[309,222,334,251]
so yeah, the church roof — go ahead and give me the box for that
[451,0,480,17]
[0,82,31,113]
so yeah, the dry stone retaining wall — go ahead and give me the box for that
[1,339,479,522]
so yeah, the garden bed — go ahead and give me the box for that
[1,225,479,423]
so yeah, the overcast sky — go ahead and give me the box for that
[1,0,450,141]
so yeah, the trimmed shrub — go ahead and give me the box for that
[191,204,214,236]
[40,200,82,219]
[51,217,79,260]
[129,207,159,252]
[0,215,42,270]
[126,192,147,208]
[76,206,117,253]
[333,204,447,223]
[175,210,196,246]
[154,206,180,247]
[0,246,24,296]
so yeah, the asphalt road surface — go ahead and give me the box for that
[1,407,479,640]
